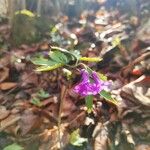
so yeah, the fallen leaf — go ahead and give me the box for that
[0,114,20,132]
[0,67,9,83]
[0,82,17,90]
[19,109,42,135]
[0,106,10,120]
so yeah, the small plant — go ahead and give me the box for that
[69,129,87,146]
[30,89,49,107]
[31,46,117,112]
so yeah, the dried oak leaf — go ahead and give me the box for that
[0,82,17,90]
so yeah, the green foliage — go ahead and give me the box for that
[69,129,87,146]
[15,9,35,17]
[31,48,76,71]
[31,56,57,66]
[31,97,42,107]
[100,90,118,105]
[30,89,49,107]
[3,143,23,150]
[49,51,69,64]
[98,73,108,81]
[32,46,102,72]
[37,89,50,99]
[85,95,93,113]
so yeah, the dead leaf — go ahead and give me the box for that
[0,82,17,90]
[93,122,108,150]
[0,106,10,120]
[61,97,77,117]
[121,75,150,106]
[39,124,69,150]
[19,109,42,135]
[21,72,38,88]
[0,67,9,83]
[135,144,150,150]
[0,114,20,132]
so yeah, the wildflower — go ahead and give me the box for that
[73,69,110,96]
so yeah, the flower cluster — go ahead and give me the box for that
[73,69,110,96]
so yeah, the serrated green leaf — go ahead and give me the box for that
[85,95,93,113]
[3,143,23,150]
[69,129,87,146]
[100,90,118,105]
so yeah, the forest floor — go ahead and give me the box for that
[0,1,150,150]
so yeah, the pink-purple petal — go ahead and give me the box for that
[73,69,110,96]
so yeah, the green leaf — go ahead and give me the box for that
[98,73,108,81]
[31,56,57,66]
[31,97,41,107]
[37,89,49,99]
[69,129,87,146]
[15,9,35,17]
[35,63,63,71]
[70,50,81,60]
[79,57,102,62]
[49,51,69,64]
[85,95,93,113]
[51,46,78,62]
[3,143,23,150]
[100,90,118,105]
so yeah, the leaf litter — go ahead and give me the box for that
[0,1,150,150]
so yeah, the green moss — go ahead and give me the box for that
[11,13,51,46]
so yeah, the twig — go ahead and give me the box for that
[121,52,150,78]
[58,85,67,150]
[0,116,21,132]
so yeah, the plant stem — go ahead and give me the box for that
[58,85,67,150]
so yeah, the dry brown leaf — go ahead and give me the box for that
[0,55,11,67]
[0,82,17,90]
[135,144,150,150]
[93,123,108,150]
[21,72,38,88]
[121,75,150,106]
[0,67,9,83]
[0,106,10,120]
[0,114,20,132]
[39,124,69,150]
[61,97,77,118]
[19,109,42,135]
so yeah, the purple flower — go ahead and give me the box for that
[73,69,110,96]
